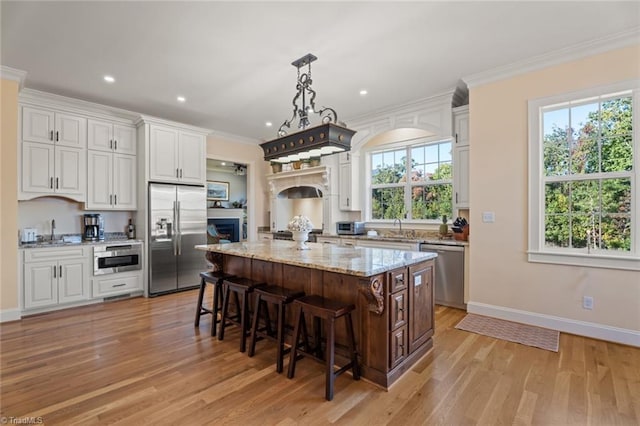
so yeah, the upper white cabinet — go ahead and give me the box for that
[338,151,361,211]
[453,106,470,209]
[22,106,86,148]
[149,124,205,184]
[87,151,137,210]
[88,119,136,155]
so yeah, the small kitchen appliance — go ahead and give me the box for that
[336,221,365,235]
[84,213,104,242]
[21,228,37,243]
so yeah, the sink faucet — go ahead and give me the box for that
[51,219,56,241]
[393,218,402,233]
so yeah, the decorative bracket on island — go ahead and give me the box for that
[205,251,223,272]
[358,277,384,315]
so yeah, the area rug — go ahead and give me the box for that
[455,314,559,352]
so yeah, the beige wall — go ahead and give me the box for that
[469,45,640,331]
[1,78,19,312]
[206,135,268,238]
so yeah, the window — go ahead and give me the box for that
[528,81,639,270]
[370,140,452,221]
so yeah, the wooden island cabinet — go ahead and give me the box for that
[196,240,436,389]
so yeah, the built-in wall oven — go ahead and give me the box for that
[94,242,142,275]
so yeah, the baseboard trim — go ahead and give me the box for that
[466,302,640,348]
[0,308,22,323]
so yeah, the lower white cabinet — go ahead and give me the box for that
[92,272,142,298]
[23,247,90,309]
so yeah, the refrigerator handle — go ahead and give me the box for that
[177,201,182,255]
[173,201,178,256]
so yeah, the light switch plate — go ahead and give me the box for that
[482,211,495,223]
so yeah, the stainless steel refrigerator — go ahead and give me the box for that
[149,183,207,295]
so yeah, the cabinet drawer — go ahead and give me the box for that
[390,325,408,369]
[388,269,406,292]
[93,273,141,297]
[24,246,88,262]
[389,290,407,330]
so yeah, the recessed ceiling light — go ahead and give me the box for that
[104,75,115,83]
[221,162,226,166]
[359,90,368,96]
[177,96,186,103]
[265,122,273,127]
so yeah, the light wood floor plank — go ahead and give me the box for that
[1,288,638,425]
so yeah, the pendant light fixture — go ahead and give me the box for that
[260,53,356,163]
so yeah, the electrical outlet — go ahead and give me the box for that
[482,211,495,223]
[583,296,594,310]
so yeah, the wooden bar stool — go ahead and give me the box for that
[248,285,306,373]
[218,277,265,352]
[287,295,360,401]
[194,271,235,336]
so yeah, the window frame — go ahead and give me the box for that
[528,80,640,270]
[366,137,454,224]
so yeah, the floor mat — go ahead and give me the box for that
[455,313,559,352]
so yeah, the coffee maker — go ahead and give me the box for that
[84,213,104,241]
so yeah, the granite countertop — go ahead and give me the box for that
[319,234,469,246]
[195,240,437,277]
[19,233,143,249]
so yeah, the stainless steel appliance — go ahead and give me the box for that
[420,243,465,309]
[149,183,207,295]
[94,242,142,275]
[336,221,365,235]
[84,213,104,241]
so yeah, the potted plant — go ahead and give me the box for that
[309,157,321,167]
[270,161,282,173]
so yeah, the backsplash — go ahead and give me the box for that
[18,198,134,237]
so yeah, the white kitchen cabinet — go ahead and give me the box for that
[149,125,205,184]
[87,150,137,210]
[21,141,86,200]
[453,106,470,209]
[88,119,136,155]
[92,272,142,298]
[338,151,360,211]
[22,106,87,148]
[23,247,90,310]
[454,146,469,208]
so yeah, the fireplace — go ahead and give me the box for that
[208,218,240,242]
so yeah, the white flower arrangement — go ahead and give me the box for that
[287,214,314,232]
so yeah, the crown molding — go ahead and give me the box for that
[135,114,211,135]
[464,28,640,89]
[0,66,27,90]
[209,129,260,146]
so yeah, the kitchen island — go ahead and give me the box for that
[195,240,437,388]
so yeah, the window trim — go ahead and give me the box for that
[367,138,454,223]
[528,80,640,270]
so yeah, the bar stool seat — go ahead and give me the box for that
[218,277,266,352]
[194,271,235,336]
[248,285,305,373]
[287,295,360,401]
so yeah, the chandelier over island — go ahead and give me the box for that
[260,53,356,163]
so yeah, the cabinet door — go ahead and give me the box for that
[408,261,434,353]
[87,150,113,209]
[390,325,408,369]
[55,112,87,148]
[93,274,142,297]
[149,125,180,182]
[113,154,137,210]
[454,109,469,147]
[58,259,89,304]
[454,146,469,208]
[338,162,353,210]
[55,146,85,198]
[22,106,54,144]
[390,290,407,330]
[113,124,137,155]
[24,261,57,309]
[179,131,205,184]
[21,142,55,194]
[88,119,114,152]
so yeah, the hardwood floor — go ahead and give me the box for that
[1,289,638,425]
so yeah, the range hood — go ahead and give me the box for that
[277,186,323,199]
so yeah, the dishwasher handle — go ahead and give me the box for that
[420,244,464,252]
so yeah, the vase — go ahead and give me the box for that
[292,230,310,250]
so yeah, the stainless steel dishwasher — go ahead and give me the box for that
[420,243,465,309]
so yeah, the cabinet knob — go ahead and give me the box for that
[55,131,59,142]
[53,265,56,278]
[114,140,117,150]
[50,130,54,141]
[55,177,59,189]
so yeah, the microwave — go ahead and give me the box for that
[336,221,365,235]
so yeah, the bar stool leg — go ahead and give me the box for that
[194,277,206,326]
[346,312,360,380]
[218,283,230,341]
[326,317,336,401]
[248,293,262,357]
[287,305,303,379]
[211,280,222,337]
[240,291,249,352]
[276,302,285,373]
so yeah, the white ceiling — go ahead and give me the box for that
[2,1,639,142]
